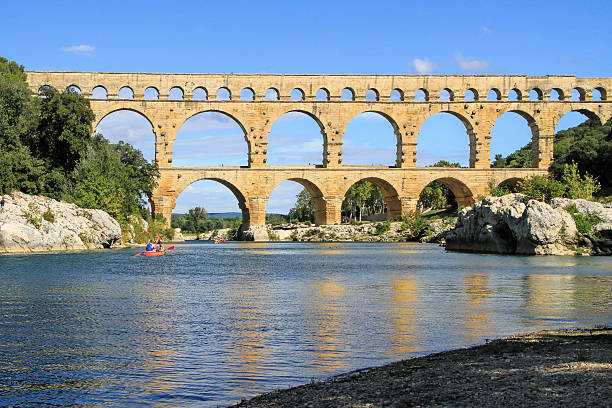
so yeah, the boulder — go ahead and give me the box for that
[0,192,122,254]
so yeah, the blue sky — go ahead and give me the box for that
[2,0,610,214]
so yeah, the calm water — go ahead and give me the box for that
[1,242,611,407]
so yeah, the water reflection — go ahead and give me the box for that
[309,281,346,374]
[462,274,493,344]
[388,277,420,357]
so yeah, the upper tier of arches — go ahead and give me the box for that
[28,72,610,103]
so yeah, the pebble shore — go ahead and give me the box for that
[233,327,612,408]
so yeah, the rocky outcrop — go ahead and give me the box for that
[0,192,122,254]
[445,194,612,255]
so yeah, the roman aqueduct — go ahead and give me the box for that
[26,72,612,229]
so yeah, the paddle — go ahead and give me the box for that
[133,245,175,256]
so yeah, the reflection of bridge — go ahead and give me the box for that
[26,72,611,229]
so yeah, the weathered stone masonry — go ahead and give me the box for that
[26,72,612,228]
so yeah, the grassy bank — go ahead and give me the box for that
[234,327,612,407]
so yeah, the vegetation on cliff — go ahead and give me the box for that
[0,57,159,229]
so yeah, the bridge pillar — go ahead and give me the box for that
[315,196,343,225]
[469,121,493,168]
[399,196,419,214]
[246,196,268,226]
[246,122,270,168]
[533,120,555,169]
[151,195,176,228]
[396,117,420,167]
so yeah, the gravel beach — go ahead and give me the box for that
[233,327,612,408]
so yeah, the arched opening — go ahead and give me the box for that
[549,88,563,101]
[290,88,305,101]
[490,177,522,196]
[66,85,81,94]
[118,86,134,100]
[342,178,401,222]
[268,179,325,225]
[365,88,379,102]
[390,89,403,102]
[169,87,184,100]
[555,110,595,134]
[593,87,606,101]
[240,88,255,101]
[508,89,522,101]
[439,88,454,102]
[419,177,474,212]
[92,86,108,99]
[340,87,355,101]
[417,112,472,167]
[172,179,245,238]
[529,88,543,101]
[414,88,429,102]
[216,87,231,101]
[342,112,399,166]
[490,111,535,168]
[487,89,501,101]
[264,88,279,101]
[173,111,247,167]
[193,87,207,101]
[144,87,159,100]
[38,85,56,96]
[464,89,478,101]
[267,111,325,166]
[315,88,330,101]
[571,88,586,101]
[94,109,156,162]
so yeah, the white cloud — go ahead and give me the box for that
[483,26,492,34]
[60,45,95,56]
[412,58,437,74]
[455,53,490,73]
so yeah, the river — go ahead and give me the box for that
[0,242,610,407]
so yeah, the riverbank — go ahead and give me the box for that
[234,327,612,407]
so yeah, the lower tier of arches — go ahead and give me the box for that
[151,167,547,229]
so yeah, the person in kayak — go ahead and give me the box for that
[146,240,154,251]
[156,237,163,252]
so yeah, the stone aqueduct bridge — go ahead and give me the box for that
[26,72,612,229]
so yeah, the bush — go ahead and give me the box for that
[42,209,55,223]
[565,204,602,235]
[375,221,390,234]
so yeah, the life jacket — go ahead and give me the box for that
[146,243,153,251]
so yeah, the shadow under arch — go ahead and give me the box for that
[268,177,327,225]
[342,110,401,167]
[342,176,402,220]
[419,177,475,208]
[417,110,476,167]
[175,109,249,167]
[267,109,327,166]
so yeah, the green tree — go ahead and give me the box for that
[0,57,27,83]
[288,189,314,222]
[342,180,384,221]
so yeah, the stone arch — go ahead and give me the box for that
[593,87,607,101]
[265,87,279,101]
[492,109,538,167]
[340,87,355,101]
[415,88,429,101]
[290,88,305,101]
[572,87,586,101]
[66,84,81,94]
[390,88,403,101]
[487,88,501,101]
[557,108,603,127]
[342,176,402,220]
[93,108,156,162]
[418,176,475,208]
[240,87,255,101]
[144,86,159,100]
[192,87,207,100]
[93,107,154,131]
[267,177,327,225]
[266,109,327,166]
[118,86,134,99]
[492,177,523,193]
[508,88,522,101]
[174,110,249,166]
[341,110,401,166]
[529,88,543,101]
[366,88,379,101]
[316,88,330,101]
[440,88,454,102]
[416,110,476,167]
[92,85,108,99]
[550,88,564,101]
[169,86,184,100]
[217,87,231,101]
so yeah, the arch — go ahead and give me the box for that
[571,87,586,101]
[416,111,474,167]
[290,88,305,101]
[549,88,564,101]
[414,88,429,102]
[38,85,56,96]
[341,111,400,166]
[340,87,355,101]
[216,87,231,101]
[315,88,330,101]
[192,87,207,101]
[492,177,523,194]
[144,87,159,100]
[342,177,402,221]
[66,84,81,94]
[487,88,501,101]
[555,109,601,134]
[92,86,107,99]
[266,110,326,166]
[464,88,478,101]
[390,89,403,102]
[508,88,522,101]
[240,87,255,101]
[490,111,536,167]
[94,109,156,161]
[173,110,248,167]
[439,88,454,102]
[118,86,134,99]
[529,88,543,101]
[419,177,475,208]
[264,87,279,101]
[593,87,607,101]
[365,88,379,102]
[266,178,326,224]
[174,177,249,228]
[169,86,184,100]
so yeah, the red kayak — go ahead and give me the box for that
[145,250,165,257]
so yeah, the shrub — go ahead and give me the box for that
[375,221,390,234]
[565,204,602,235]
[42,209,55,223]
